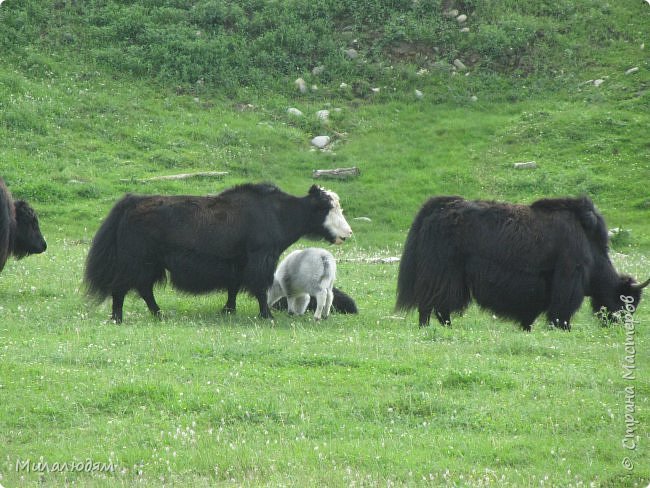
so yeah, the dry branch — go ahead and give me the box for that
[121,171,228,183]
[312,167,360,180]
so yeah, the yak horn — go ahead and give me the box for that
[632,278,650,291]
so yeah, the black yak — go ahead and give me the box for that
[396,195,648,331]
[84,183,352,323]
[0,178,47,272]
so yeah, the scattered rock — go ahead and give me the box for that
[414,89,423,99]
[294,77,307,93]
[460,27,470,33]
[344,48,358,60]
[354,217,372,222]
[416,68,429,76]
[513,161,537,169]
[453,59,467,71]
[339,82,349,89]
[456,14,468,23]
[312,65,325,76]
[311,84,319,91]
[625,67,639,75]
[371,87,381,94]
[593,79,605,87]
[444,9,459,18]
[470,95,478,102]
[287,107,303,117]
[311,136,330,149]
[316,110,330,121]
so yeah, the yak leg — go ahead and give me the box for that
[312,290,328,320]
[547,261,585,331]
[418,302,434,327]
[289,295,310,316]
[243,251,277,319]
[223,285,239,314]
[323,289,334,319]
[434,309,451,327]
[111,290,127,324]
[138,286,161,319]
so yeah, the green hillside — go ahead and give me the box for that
[1,1,649,486]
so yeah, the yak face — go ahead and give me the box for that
[13,200,47,258]
[308,185,352,245]
[592,275,649,323]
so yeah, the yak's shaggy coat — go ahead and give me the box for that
[267,248,338,320]
[84,183,352,322]
[396,195,648,330]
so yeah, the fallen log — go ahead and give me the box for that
[121,171,228,183]
[312,167,360,180]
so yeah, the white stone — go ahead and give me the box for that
[625,67,639,75]
[460,27,470,33]
[294,77,307,93]
[339,82,349,89]
[316,110,330,121]
[312,65,325,76]
[311,136,330,149]
[444,9,459,18]
[414,89,423,99]
[353,217,372,222]
[593,79,605,87]
[287,108,303,117]
[453,59,467,71]
[371,87,380,93]
[456,14,467,23]
[470,95,478,102]
[344,48,358,59]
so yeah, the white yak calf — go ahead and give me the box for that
[267,248,336,320]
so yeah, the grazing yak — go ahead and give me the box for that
[84,183,352,323]
[0,178,47,273]
[267,248,341,320]
[396,195,648,331]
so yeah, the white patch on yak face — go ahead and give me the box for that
[323,189,352,244]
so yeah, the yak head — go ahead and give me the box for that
[13,200,47,258]
[592,275,649,324]
[306,185,352,245]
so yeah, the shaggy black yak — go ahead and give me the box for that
[0,178,47,273]
[396,195,648,331]
[84,183,352,323]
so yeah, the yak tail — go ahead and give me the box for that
[395,205,429,312]
[332,287,358,314]
[84,195,136,301]
[396,196,462,312]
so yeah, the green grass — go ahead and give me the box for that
[1,244,649,486]
[1,0,650,485]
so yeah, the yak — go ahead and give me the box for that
[267,248,338,320]
[0,178,47,273]
[396,195,648,331]
[84,183,352,323]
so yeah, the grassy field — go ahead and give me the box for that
[1,243,649,486]
[1,0,649,486]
